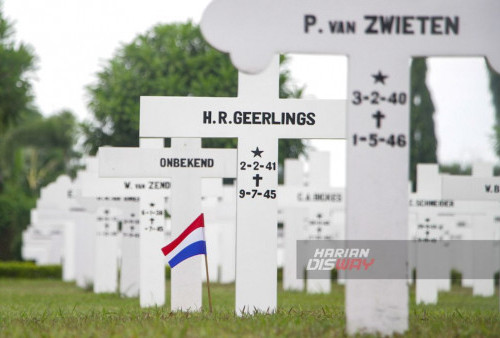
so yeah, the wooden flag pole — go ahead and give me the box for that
[204,254,213,313]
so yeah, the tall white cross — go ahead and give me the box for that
[99,137,237,310]
[140,57,345,313]
[200,0,500,334]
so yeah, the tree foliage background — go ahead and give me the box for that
[3,6,499,260]
[410,58,438,187]
[0,3,79,260]
[486,61,500,160]
[83,22,305,167]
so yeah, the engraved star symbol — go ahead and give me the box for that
[251,147,264,158]
[372,71,388,85]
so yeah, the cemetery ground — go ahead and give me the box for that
[0,279,499,337]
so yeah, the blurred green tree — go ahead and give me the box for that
[486,60,500,160]
[0,110,80,195]
[410,58,438,188]
[0,2,37,133]
[0,110,80,259]
[83,22,305,165]
[0,4,80,260]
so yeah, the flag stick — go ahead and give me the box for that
[204,254,213,313]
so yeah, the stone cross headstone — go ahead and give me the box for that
[279,158,307,291]
[411,164,449,304]
[201,178,225,282]
[139,58,345,313]
[86,145,171,305]
[279,152,345,293]
[215,183,237,284]
[35,175,79,279]
[120,209,141,297]
[81,155,169,298]
[442,162,500,297]
[306,152,344,293]
[93,206,121,293]
[99,138,237,310]
[72,158,100,289]
[200,0,500,334]
[21,226,54,265]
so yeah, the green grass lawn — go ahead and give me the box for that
[0,279,498,337]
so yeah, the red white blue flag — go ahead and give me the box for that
[161,213,206,268]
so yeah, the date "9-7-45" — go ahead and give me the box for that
[239,189,277,199]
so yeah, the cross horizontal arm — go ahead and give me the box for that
[278,186,344,208]
[140,96,345,139]
[442,176,500,201]
[98,147,237,178]
[201,0,500,73]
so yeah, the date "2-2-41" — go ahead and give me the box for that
[240,161,277,171]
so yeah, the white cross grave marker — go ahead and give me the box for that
[215,183,237,284]
[35,175,79,277]
[279,153,345,293]
[442,162,500,297]
[99,138,237,310]
[200,0,500,333]
[81,154,170,299]
[72,158,101,289]
[411,164,450,304]
[279,158,307,291]
[139,57,345,313]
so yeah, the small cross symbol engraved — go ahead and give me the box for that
[253,174,263,187]
[372,110,386,128]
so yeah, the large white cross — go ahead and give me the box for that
[200,0,500,334]
[99,137,237,310]
[140,57,345,313]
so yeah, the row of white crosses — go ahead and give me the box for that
[278,152,345,293]
[200,0,500,334]
[410,164,454,305]
[22,176,76,271]
[410,163,500,305]
[23,156,238,305]
[138,57,345,313]
[99,138,237,310]
[442,163,500,297]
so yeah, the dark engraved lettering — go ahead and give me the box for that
[445,16,459,35]
[203,110,212,124]
[304,14,317,33]
[365,15,377,34]
[218,111,227,124]
[431,16,443,35]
